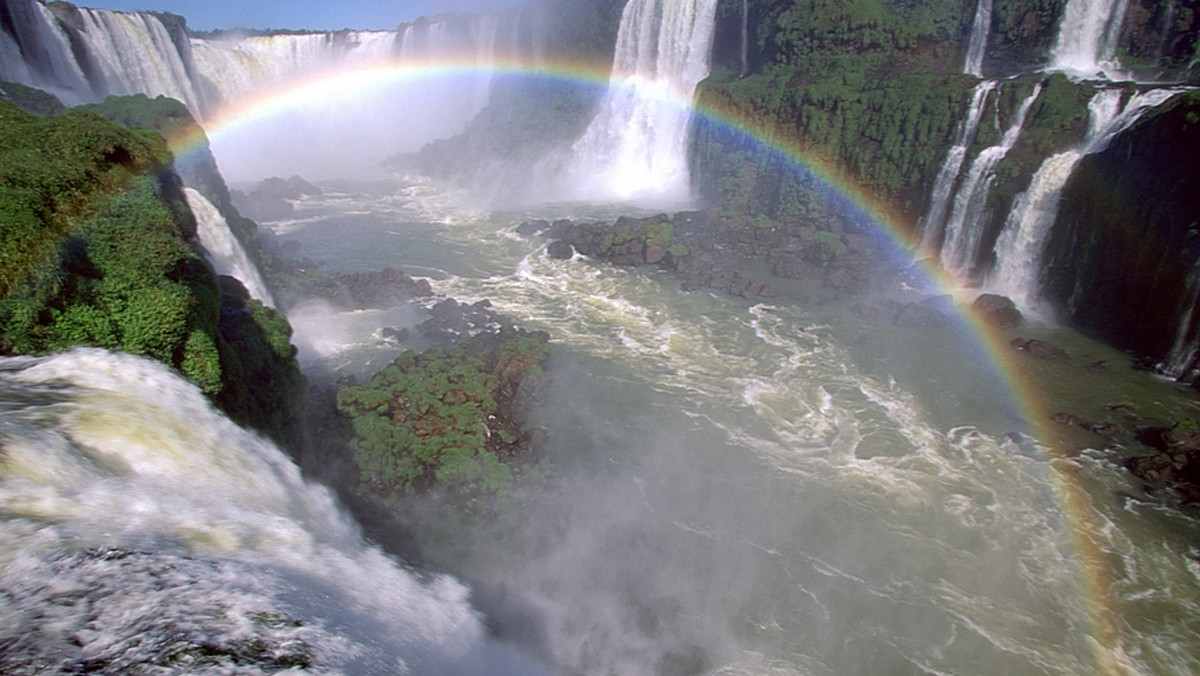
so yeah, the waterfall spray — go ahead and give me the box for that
[562,0,720,205]
[938,83,1042,275]
[184,188,276,308]
[990,87,1182,301]
[1047,0,1131,78]
[964,0,993,77]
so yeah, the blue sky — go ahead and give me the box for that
[81,1,529,31]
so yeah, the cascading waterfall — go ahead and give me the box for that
[964,0,993,77]
[937,83,1042,275]
[990,87,1183,300]
[0,0,111,104]
[72,8,207,113]
[0,349,551,674]
[740,0,749,78]
[920,80,997,252]
[1162,268,1200,379]
[183,188,276,308]
[1,0,531,127]
[562,0,720,204]
[190,31,398,109]
[1046,0,1130,78]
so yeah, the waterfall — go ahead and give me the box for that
[964,0,993,77]
[184,188,276,308]
[1162,268,1200,379]
[0,349,551,674]
[990,87,1182,300]
[72,8,207,114]
[1,0,531,128]
[562,0,720,204]
[190,31,399,110]
[1046,0,1131,78]
[740,0,749,78]
[0,0,95,104]
[938,83,1042,275]
[921,80,997,252]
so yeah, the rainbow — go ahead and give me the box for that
[171,56,1123,673]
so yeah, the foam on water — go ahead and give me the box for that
[244,181,1200,674]
[0,350,551,675]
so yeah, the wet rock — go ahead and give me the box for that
[1083,420,1127,436]
[972,293,1024,329]
[893,302,949,327]
[1052,412,1081,426]
[850,303,883,322]
[1010,338,1071,360]
[516,219,549,236]
[1163,422,1200,452]
[547,240,574,260]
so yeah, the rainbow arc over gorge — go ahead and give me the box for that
[174,55,1124,674]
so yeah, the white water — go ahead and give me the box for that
[245,180,1200,675]
[189,31,398,109]
[938,83,1042,275]
[740,0,750,78]
[1047,0,1131,78]
[183,188,276,308]
[0,349,553,674]
[1162,267,1200,379]
[964,0,994,77]
[73,8,207,113]
[921,80,997,252]
[990,87,1183,300]
[0,0,98,104]
[561,0,719,205]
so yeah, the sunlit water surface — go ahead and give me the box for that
[265,176,1200,675]
[2,175,1199,675]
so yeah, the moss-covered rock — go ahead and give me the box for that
[337,323,551,512]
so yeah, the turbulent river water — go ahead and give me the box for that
[4,175,1200,675]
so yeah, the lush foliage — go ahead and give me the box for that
[338,330,550,508]
[0,81,66,116]
[696,0,981,233]
[0,100,303,448]
[77,95,271,277]
[0,103,173,298]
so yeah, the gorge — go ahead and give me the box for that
[3,0,1200,674]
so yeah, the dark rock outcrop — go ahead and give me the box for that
[893,302,949,327]
[973,293,1024,329]
[231,176,321,223]
[1010,337,1071,360]
[1042,90,1200,380]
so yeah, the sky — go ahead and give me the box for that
[79,0,529,31]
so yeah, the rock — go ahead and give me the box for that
[850,303,882,322]
[547,240,574,259]
[973,293,1024,329]
[516,219,549,236]
[645,243,668,264]
[1083,420,1127,436]
[1052,412,1081,426]
[1010,338,1070,360]
[1164,423,1200,452]
[231,188,293,222]
[893,302,949,327]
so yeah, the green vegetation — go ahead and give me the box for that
[0,99,303,449]
[77,94,271,280]
[696,0,980,233]
[0,81,66,116]
[337,330,551,511]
